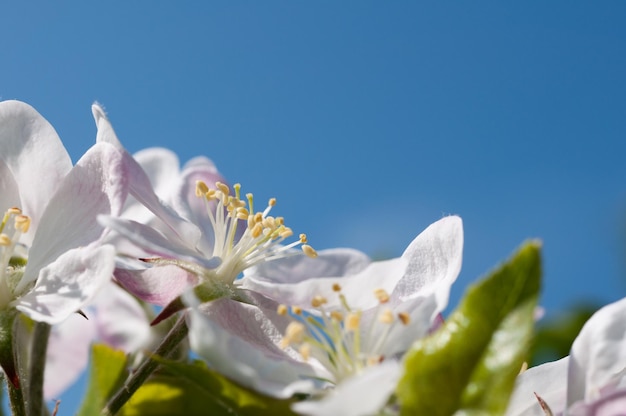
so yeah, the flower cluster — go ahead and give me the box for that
[2,99,614,416]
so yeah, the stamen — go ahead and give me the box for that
[398,312,411,325]
[311,295,327,308]
[374,288,390,304]
[277,304,288,316]
[302,245,318,258]
[379,309,394,324]
[345,313,360,331]
[0,235,10,246]
[15,215,30,233]
[332,283,342,292]
[195,180,209,197]
[299,343,311,361]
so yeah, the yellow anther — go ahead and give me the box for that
[251,223,263,238]
[253,212,263,223]
[281,322,305,347]
[0,234,11,246]
[330,311,344,322]
[277,304,288,316]
[195,180,209,197]
[233,183,241,198]
[519,361,528,374]
[279,228,293,239]
[299,343,311,361]
[206,189,217,200]
[291,306,302,315]
[275,217,284,226]
[379,309,394,324]
[236,207,249,220]
[262,216,276,230]
[15,215,30,233]
[345,313,360,331]
[299,233,308,243]
[311,295,327,308]
[398,312,411,325]
[302,245,318,258]
[8,207,21,215]
[367,355,383,366]
[374,288,390,304]
[268,198,276,207]
[216,182,230,196]
[332,283,342,292]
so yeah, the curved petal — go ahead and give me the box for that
[292,360,402,416]
[119,147,181,226]
[0,100,72,237]
[44,312,98,399]
[92,104,202,248]
[392,216,464,310]
[99,216,219,270]
[185,294,321,398]
[243,248,372,285]
[506,357,569,416]
[0,158,21,215]
[567,297,626,406]
[19,143,128,292]
[170,156,227,255]
[15,245,115,324]
[569,388,626,416]
[242,256,407,311]
[91,281,151,352]
[115,266,199,306]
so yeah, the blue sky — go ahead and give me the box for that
[2,2,626,412]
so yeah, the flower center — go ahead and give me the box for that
[194,180,317,284]
[0,207,30,308]
[278,285,410,383]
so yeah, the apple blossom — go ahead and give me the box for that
[507,296,626,416]
[185,215,463,416]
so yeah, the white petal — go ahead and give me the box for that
[0,158,21,215]
[185,294,319,398]
[243,248,371,284]
[19,143,128,292]
[243,256,406,311]
[91,281,151,352]
[292,360,402,416]
[505,357,568,416]
[392,216,464,309]
[99,216,219,270]
[44,313,97,399]
[567,297,626,406]
[93,103,202,248]
[0,100,72,236]
[15,245,115,324]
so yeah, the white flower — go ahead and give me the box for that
[0,100,130,325]
[94,104,318,314]
[185,216,463,416]
[507,296,626,416]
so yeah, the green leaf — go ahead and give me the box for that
[396,241,542,416]
[119,357,297,416]
[77,344,129,416]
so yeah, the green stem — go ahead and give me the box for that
[102,314,189,416]
[8,376,26,416]
[27,322,50,416]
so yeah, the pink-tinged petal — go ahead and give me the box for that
[243,248,371,285]
[185,293,320,398]
[99,216,219,270]
[115,266,199,307]
[567,297,626,406]
[132,148,181,199]
[92,104,202,248]
[91,282,151,352]
[44,312,98,399]
[392,216,463,310]
[292,360,402,416]
[19,143,128,292]
[569,388,626,416]
[170,156,227,255]
[0,158,21,214]
[242,255,406,311]
[15,245,115,324]
[0,101,72,236]
[506,357,568,416]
